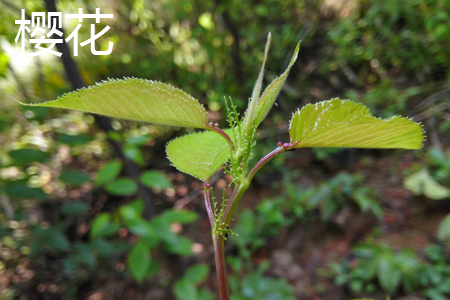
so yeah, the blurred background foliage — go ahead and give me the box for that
[0,0,449,299]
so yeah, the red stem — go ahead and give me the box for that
[247,147,283,182]
[203,182,214,227]
[207,124,235,151]
[247,142,298,182]
[213,235,230,300]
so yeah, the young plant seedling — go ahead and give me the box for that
[23,34,424,299]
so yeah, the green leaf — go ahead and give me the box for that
[437,214,450,241]
[140,171,172,190]
[404,169,450,200]
[160,210,198,224]
[378,254,401,294]
[119,205,157,243]
[95,160,122,186]
[57,133,90,146]
[74,243,97,267]
[23,78,209,129]
[243,33,272,130]
[151,216,193,255]
[124,145,145,166]
[105,178,138,196]
[174,278,198,300]
[244,41,300,130]
[59,170,91,186]
[90,213,120,238]
[34,226,71,251]
[185,264,209,284]
[352,188,383,220]
[8,149,50,166]
[126,135,152,146]
[61,202,89,216]
[289,99,424,149]
[4,181,47,200]
[166,130,231,180]
[128,241,151,282]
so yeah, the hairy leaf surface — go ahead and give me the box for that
[166,130,232,180]
[242,33,272,129]
[244,41,300,130]
[289,99,424,149]
[23,78,209,129]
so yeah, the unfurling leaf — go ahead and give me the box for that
[242,33,272,130]
[289,98,424,149]
[244,41,300,131]
[166,131,232,180]
[22,78,209,129]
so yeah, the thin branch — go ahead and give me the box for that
[221,142,298,225]
[207,123,235,151]
[247,142,298,182]
[203,181,214,228]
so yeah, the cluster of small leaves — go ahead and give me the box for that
[332,242,423,295]
[90,199,198,282]
[223,98,256,183]
[333,241,450,299]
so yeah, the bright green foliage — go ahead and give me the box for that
[105,178,138,196]
[404,169,450,200]
[90,213,120,238]
[23,78,209,129]
[140,171,172,189]
[185,264,210,283]
[95,160,122,186]
[120,204,156,238]
[174,264,213,300]
[289,99,424,149]
[14,31,428,300]
[166,130,232,180]
[243,41,301,131]
[333,242,423,295]
[421,244,450,298]
[229,261,295,300]
[161,210,198,224]
[151,211,196,256]
[128,241,151,282]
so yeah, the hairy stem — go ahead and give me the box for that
[211,141,296,299]
[222,143,298,225]
[213,234,230,300]
[221,183,248,225]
